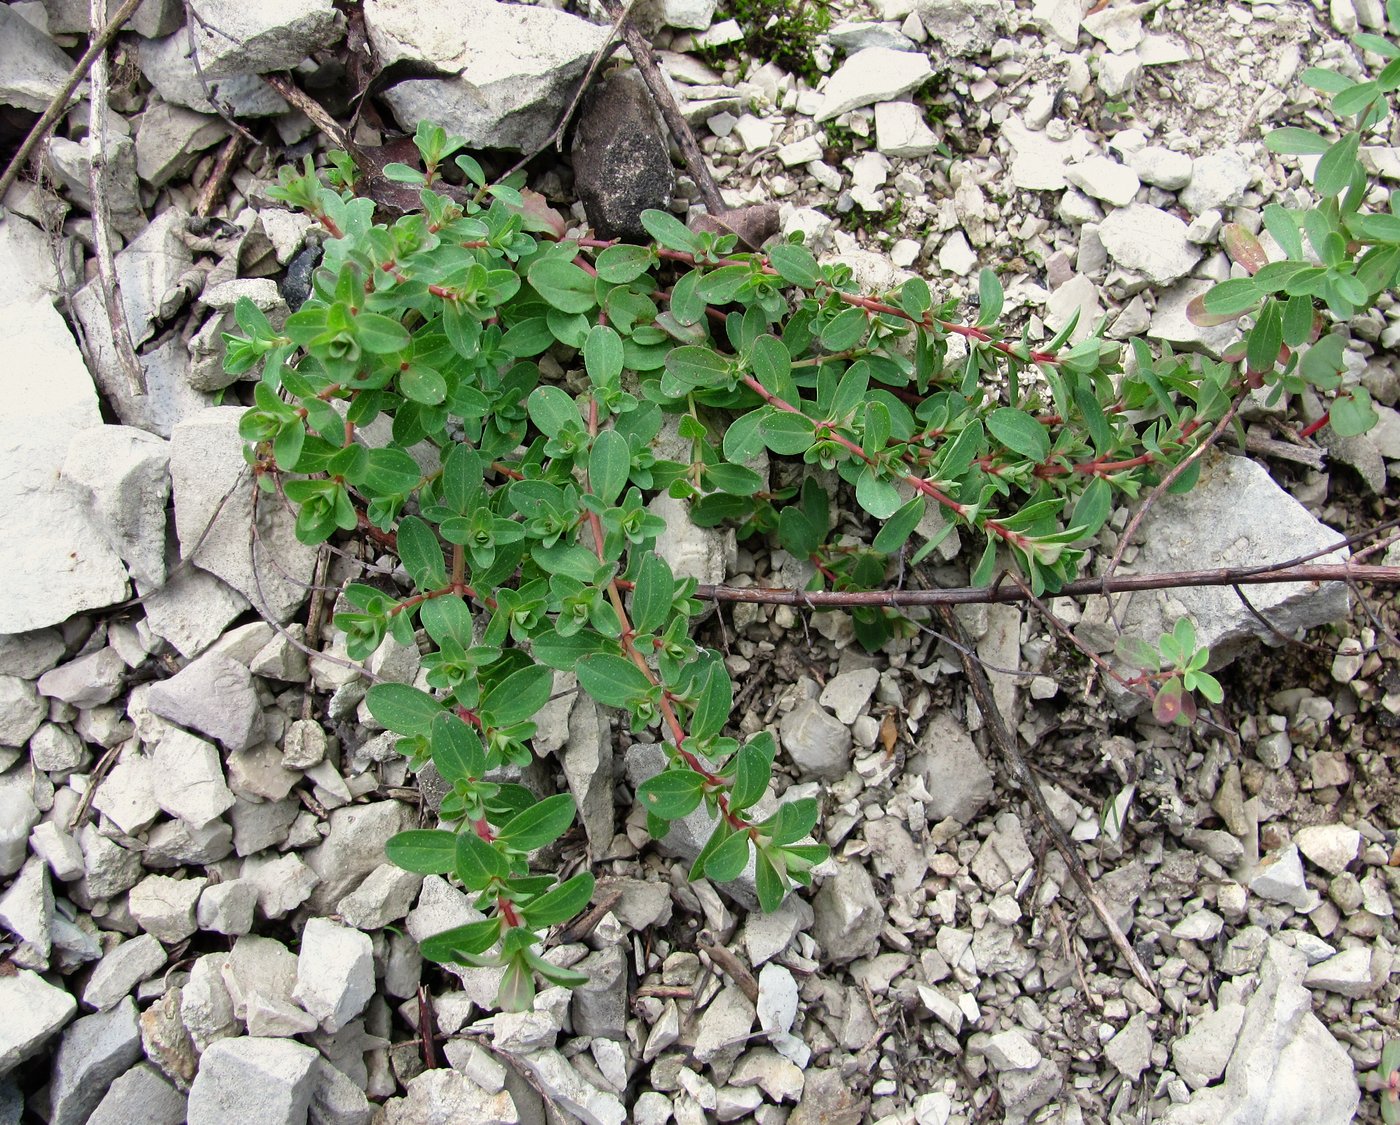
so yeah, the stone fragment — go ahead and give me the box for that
[911,710,992,824]
[0,968,76,1075]
[90,749,162,835]
[1172,1003,1246,1090]
[187,1037,319,1125]
[0,677,45,749]
[1303,946,1375,997]
[336,864,423,931]
[912,0,1007,56]
[1295,824,1361,875]
[151,727,237,827]
[364,0,609,152]
[779,700,853,780]
[811,860,882,964]
[180,954,239,1053]
[649,493,732,586]
[135,100,229,187]
[186,0,343,78]
[983,1029,1040,1072]
[1097,204,1201,285]
[0,855,53,968]
[0,5,74,111]
[241,852,320,920]
[874,100,938,158]
[77,822,142,899]
[1250,846,1314,911]
[303,801,414,910]
[1181,149,1252,215]
[1172,909,1224,943]
[61,426,171,588]
[0,301,129,633]
[1065,156,1140,208]
[788,1067,869,1125]
[573,69,674,242]
[197,879,259,936]
[222,935,317,1038]
[87,1062,187,1125]
[378,1067,518,1125]
[819,668,879,725]
[1163,943,1359,1125]
[48,997,143,1125]
[0,630,65,679]
[30,821,85,882]
[562,694,613,858]
[571,945,628,1042]
[170,407,316,622]
[30,723,87,773]
[146,651,264,753]
[130,874,208,943]
[293,918,376,1033]
[1129,145,1193,190]
[1104,1012,1152,1081]
[84,934,167,1011]
[307,1055,372,1125]
[141,564,250,659]
[38,647,127,709]
[815,48,933,121]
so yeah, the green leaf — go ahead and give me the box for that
[755,849,786,912]
[729,733,774,812]
[366,683,442,736]
[497,793,577,851]
[589,429,630,505]
[1330,387,1379,436]
[432,712,486,782]
[528,257,597,314]
[690,661,733,741]
[987,407,1050,462]
[631,554,675,635]
[1264,127,1332,156]
[480,665,554,727]
[971,537,998,586]
[1315,133,1362,196]
[1203,277,1262,316]
[354,312,411,354]
[1069,476,1112,539]
[640,209,702,253]
[399,363,446,405]
[820,306,868,351]
[772,797,819,845]
[594,244,653,283]
[752,334,793,400]
[977,268,1003,327]
[531,628,616,670]
[768,242,821,287]
[496,954,535,1013]
[584,324,624,387]
[420,595,473,651]
[522,871,595,928]
[723,409,768,462]
[855,468,903,519]
[1281,293,1315,348]
[456,829,508,889]
[637,768,705,819]
[705,829,752,883]
[576,652,653,708]
[665,346,732,390]
[384,829,457,874]
[1263,203,1305,260]
[1246,300,1284,372]
[420,917,502,963]
[872,495,925,554]
[395,515,447,588]
[363,447,423,495]
[759,411,815,455]
[528,384,581,438]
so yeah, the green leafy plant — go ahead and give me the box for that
[1113,617,1222,726]
[1189,3,1400,439]
[1377,1038,1400,1124]
[701,0,833,85]
[226,73,1383,1006]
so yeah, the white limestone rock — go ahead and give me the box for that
[129,874,208,943]
[187,1037,319,1125]
[62,426,172,589]
[151,727,236,828]
[815,48,933,122]
[0,969,76,1076]
[1097,203,1201,285]
[293,918,375,1033]
[0,5,75,112]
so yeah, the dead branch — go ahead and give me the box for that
[933,603,1159,998]
[0,0,144,203]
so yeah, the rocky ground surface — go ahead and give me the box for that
[2,0,1400,1122]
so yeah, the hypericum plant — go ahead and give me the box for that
[1190,2,1400,439]
[1113,618,1222,726]
[226,83,1380,1007]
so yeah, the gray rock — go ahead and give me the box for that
[1164,942,1359,1125]
[130,874,208,943]
[303,801,414,910]
[1065,156,1140,208]
[874,100,939,158]
[983,1029,1041,1071]
[975,818,1034,888]
[0,300,130,633]
[1104,1012,1153,1082]
[135,100,230,188]
[62,426,172,588]
[152,727,237,828]
[336,864,423,931]
[378,1067,518,1125]
[240,852,320,921]
[84,934,167,1011]
[780,700,853,780]
[0,677,45,749]
[48,997,143,1125]
[1147,278,1240,356]
[911,710,993,824]
[42,0,182,39]
[146,651,265,753]
[1295,823,1360,875]
[0,5,74,112]
[30,722,87,773]
[1172,1002,1245,1090]
[571,945,628,1041]
[1249,846,1313,911]
[1181,149,1252,215]
[77,823,142,901]
[649,493,731,587]
[562,693,613,859]
[1098,203,1201,285]
[293,918,375,1033]
[143,817,234,869]
[997,1057,1063,1125]
[815,47,933,121]
[0,775,41,875]
[87,1062,186,1125]
[140,560,250,659]
[913,0,1007,56]
[0,857,55,968]
[0,630,65,679]
[222,935,317,1038]
[180,953,239,1053]
[30,821,85,882]
[1129,145,1194,190]
[197,879,259,936]
[364,0,609,152]
[0,210,65,308]
[90,749,162,835]
[819,668,879,725]
[170,407,316,622]
[187,1037,320,1125]
[1303,946,1375,997]
[0,969,76,1076]
[38,648,127,709]
[186,0,344,78]
[307,1056,371,1125]
[811,860,882,964]
[573,69,674,242]
[135,31,289,117]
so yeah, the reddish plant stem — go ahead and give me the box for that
[1297,412,1330,440]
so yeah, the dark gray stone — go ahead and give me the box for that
[572,70,675,242]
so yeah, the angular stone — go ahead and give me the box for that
[49,997,143,1125]
[649,493,731,587]
[83,934,167,1011]
[0,301,129,633]
[62,426,171,588]
[378,1067,518,1125]
[180,953,239,1053]
[187,1037,319,1125]
[303,801,414,910]
[170,407,316,622]
[141,563,250,659]
[1065,156,1140,208]
[0,969,75,1076]
[983,1029,1041,1072]
[1181,149,1252,215]
[146,651,265,753]
[222,935,317,1038]
[293,918,375,1033]
[0,677,45,749]
[912,710,992,824]
[780,700,853,780]
[87,1062,187,1125]
[510,1049,624,1125]
[1172,1002,1245,1090]
[336,864,423,931]
[77,823,142,901]
[240,852,320,920]
[811,860,882,964]
[571,945,628,1042]
[1097,203,1201,285]
[364,0,609,152]
[874,100,938,158]
[186,0,343,78]
[197,879,259,936]
[151,727,237,827]
[129,873,208,943]
[1104,1012,1152,1082]
[913,0,1007,56]
[37,647,127,708]
[1303,946,1375,997]
[573,69,674,242]
[816,47,933,121]
[1294,824,1361,876]
[90,749,162,835]
[135,100,230,188]
[0,5,74,112]
[562,694,613,859]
